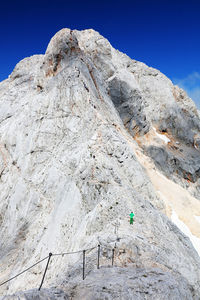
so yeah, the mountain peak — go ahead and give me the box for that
[1,29,200,299]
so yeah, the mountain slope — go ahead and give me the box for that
[0,28,200,299]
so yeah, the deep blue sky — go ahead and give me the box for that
[1,0,200,106]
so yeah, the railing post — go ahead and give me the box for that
[82,250,86,280]
[97,245,100,269]
[112,248,115,266]
[38,253,52,291]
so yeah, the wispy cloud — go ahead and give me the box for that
[173,72,200,109]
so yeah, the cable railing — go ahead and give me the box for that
[0,243,122,292]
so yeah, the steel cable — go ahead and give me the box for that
[0,244,121,287]
[0,255,49,287]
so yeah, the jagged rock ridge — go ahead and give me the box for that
[0,28,200,299]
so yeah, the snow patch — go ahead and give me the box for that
[153,127,170,144]
[195,216,200,224]
[171,210,200,256]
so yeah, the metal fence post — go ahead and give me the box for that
[38,253,52,291]
[83,250,86,280]
[97,245,100,269]
[112,248,115,266]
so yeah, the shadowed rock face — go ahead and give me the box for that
[0,28,200,299]
[107,70,150,136]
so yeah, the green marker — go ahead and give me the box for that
[129,211,135,224]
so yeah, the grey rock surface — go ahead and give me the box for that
[1,288,69,300]
[1,267,197,300]
[0,28,200,299]
[65,266,197,300]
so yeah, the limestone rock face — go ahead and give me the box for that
[1,267,196,300]
[0,28,200,299]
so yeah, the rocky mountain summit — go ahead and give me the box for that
[0,28,200,299]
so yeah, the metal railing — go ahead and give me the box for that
[0,244,120,291]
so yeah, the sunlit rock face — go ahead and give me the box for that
[0,28,200,299]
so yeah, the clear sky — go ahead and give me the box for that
[0,0,200,107]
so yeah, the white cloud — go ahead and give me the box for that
[173,72,200,109]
